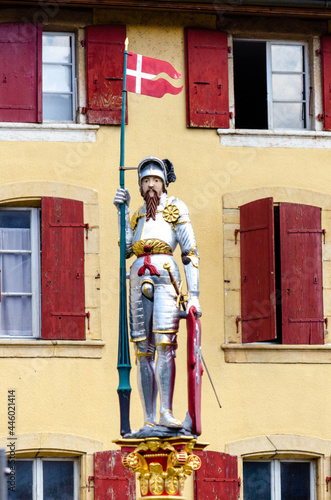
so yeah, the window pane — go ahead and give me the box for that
[243,462,271,500]
[43,65,72,93]
[0,212,30,229]
[8,461,33,500]
[43,461,74,500]
[2,254,31,293]
[281,462,311,500]
[0,228,31,251]
[2,296,32,336]
[43,35,72,63]
[273,102,305,129]
[272,74,304,101]
[271,44,303,72]
[43,95,73,122]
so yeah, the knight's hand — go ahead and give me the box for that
[186,294,201,318]
[113,188,131,212]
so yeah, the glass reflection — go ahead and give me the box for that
[43,95,72,122]
[43,65,72,93]
[243,462,271,500]
[272,74,304,101]
[271,44,303,72]
[43,461,74,500]
[273,102,305,129]
[43,35,71,64]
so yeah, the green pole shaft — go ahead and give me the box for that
[117,39,131,437]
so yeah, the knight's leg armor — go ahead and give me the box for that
[135,338,158,426]
[134,280,158,427]
[155,334,181,428]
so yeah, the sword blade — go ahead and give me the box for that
[201,353,222,408]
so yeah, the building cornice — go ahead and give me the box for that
[0,0,331,19]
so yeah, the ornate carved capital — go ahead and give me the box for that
[116,436,207,499]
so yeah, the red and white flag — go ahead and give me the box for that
[126,52,183,98]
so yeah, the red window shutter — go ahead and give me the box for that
[94,450,136,499]
[195,451,239,498]
[0,23,42,123]
[185,29,229,128]
[240,198,277,343]
[280,203,323,345]
[41,197,86,340]
[322,36,331,131]
[86,25,127,125]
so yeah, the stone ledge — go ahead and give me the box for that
[217,128,331,149]
[0,123,99,142]
[222,343,331,363]
[0,340,105,358]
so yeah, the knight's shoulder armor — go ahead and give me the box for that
[166,198,190,224]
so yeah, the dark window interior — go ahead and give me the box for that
[233,40,268,129]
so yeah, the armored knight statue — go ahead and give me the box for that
[113,156,201,437]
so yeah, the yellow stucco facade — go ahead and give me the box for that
[0,2,331,499]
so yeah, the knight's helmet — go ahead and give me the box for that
[138,156,176,193]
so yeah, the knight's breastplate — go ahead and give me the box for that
[132,210,177,255]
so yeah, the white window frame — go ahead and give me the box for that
[42,32,76,123]
[232,38,310,131]
[13,457,79,500]
[0,207,40,340]
[244,459,316,500]
[266,40,310,130]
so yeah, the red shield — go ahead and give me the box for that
[186,306,203,436]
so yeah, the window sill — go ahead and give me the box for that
[222,343,331,364]
[0,123,99,142]
[217,128,331,149]
[0,339,105,358]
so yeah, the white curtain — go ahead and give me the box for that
[0,228,32,336]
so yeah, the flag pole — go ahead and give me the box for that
[117,37,131,437]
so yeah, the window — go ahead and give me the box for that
[42,33,76,122]
[243,460,316,500]
[0,198,87,341]
[0,208,40,338]
[185,29,331,132]
[233,40,309,130]
[0,22,126,126]
[8,458,78,500]
[238,198,324,345]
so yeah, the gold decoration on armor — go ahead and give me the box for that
[132,239,172,256]
[130,212,139,230]
[183,246,199,268]
[121,438,202,499]
[162,204,180,223]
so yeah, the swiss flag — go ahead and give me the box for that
[126,52,183,98]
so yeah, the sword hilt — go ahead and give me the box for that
[163,262,187,311]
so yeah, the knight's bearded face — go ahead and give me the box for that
[142,176,163,221]
[141,176,163,198]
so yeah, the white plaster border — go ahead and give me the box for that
[0,123,99,142]
[217,128,331,149]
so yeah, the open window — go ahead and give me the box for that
[233,40,310,130]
